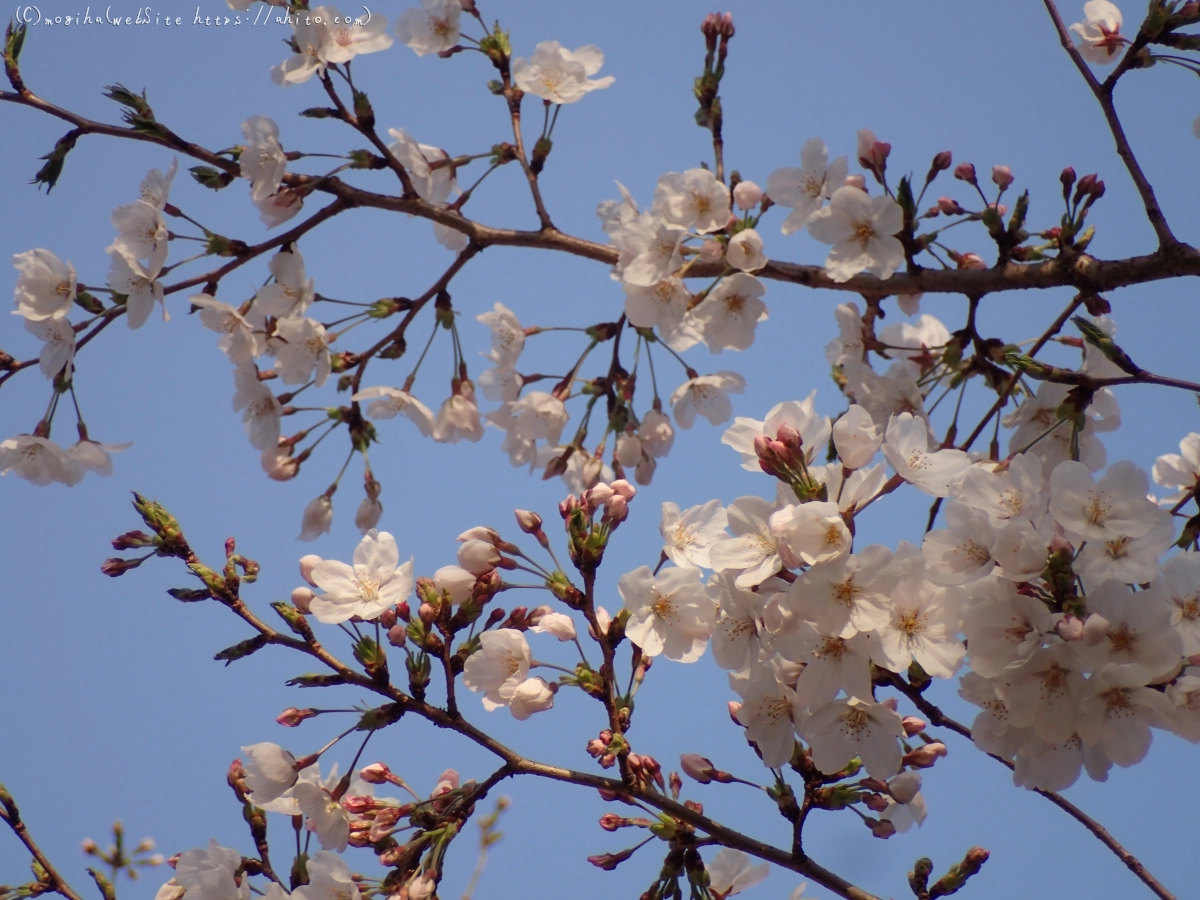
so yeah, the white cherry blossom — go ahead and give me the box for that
[293,853,360,900]
[804,697,905,779]
[293,781,350,852]
[107,250,165,329]
[272,11,333,85]
[722,392,830,471]
[726,229,767,272]
[257,188,305,229]
[766,137,848,235]
[922,501,996,585]
[691,273,768,353]
[511,42,614,104]
[240,115,287,203]
[652,168,731,234]
[308,530,414,623]
[999,642,1087,743]
[322,8,393,64]
[1049,460,1161,543]
[770,500,851,567]
[509,676,556,720]
[24,317,75,379]
[241,742,299,804]
[706,849,769,900]
[0,435,76,486]
[832,405,881,469]
[352,386,435,436]
[777,624,873,710]
[462,629,531,710]
[1070,0,1125,65]
[962,578,1056,678]
[1162,552,1200,656]
[708,495,784,588]
[232,364,282,450]
[396,0,461,56]
[618,566,715,662]
[824,302,865,366]
[670,371,745,429]
[791,544,898,638]
[432,382,485,443]
[12,249,76,321]
[298,495,334,542]
[255,249,315,319]
[476,302,524,369]
[882,412,970,497]
[1078,580,1182,680]
[1152,432,1200,507]
[174,841,249,900]
[877,314,950,363]
[623,277,690,332]
[110,199,169,274]
[708,572,768,672]
[868,577,967,678]
[660,499,728,569]
[272,317,331,387]
[1077,664,1172,767]
[612,215,686,287]
[806,186,904,282]
[731,660,805,767]
[1075,506,1174,585]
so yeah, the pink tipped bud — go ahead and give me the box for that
[387,623,408,648]
[863,793,889,812]
[599,813,626,831]
[843,174,866,191]
[954,162,977,184]
[901,716,927,736]
[100,557,141,577]
[299,554,322,586]
[588,849,635,871]
[733,180,763,211]
[514,509,543,534]
[610,479,636,500]
[276,707,318,727]
[903,741,947,768]
[867,817,897,839]
[291,586,314,614]
[359,762,392,784]
[930,150,953,174]
[604,495,630,524]
[727,700,743,725]
[680,754,715,783]
[341,795,376,814]
[1049,534,1074,554]
[418,602,435,625]
[991,165,1014,189]
[938,196,966,215]
[1056,614,1085,641]
[585,483,615,511]
[718,11,735,37]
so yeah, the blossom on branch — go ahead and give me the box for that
[512,42,614,104]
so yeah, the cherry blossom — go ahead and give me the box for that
[241,742,299,804]
[1152,432,1200,506]
[1075,506,1174,585]
[877,313,950,362]
[731,661,805,767]
[962,578,1056,678]
[882,412,970,497]
[271,11,333,85]
[612,215,686,287]
[770,500,851,567]
[791,544,898,638]
[322,8,394,64]
[257,188,305,229]
[1077,664,1173,767]
[868,577,967,679]
[806,186,904,282]
[298,495,334,542]
[708,495,785,588]
[832,405,881,469]
[726,229,767,272]
[670,372,745,429]
[0,435,76,486]
[396,0,461,56]
[109,198,169,275]
[462,629,532,710]
[623,277,691,332]
[107,250,166,329]
[597,181,640,233]
[293,781,350,852]
[307,530,413,623]
[1004,381,1116,472]
[618,566,715,662]
[509,676,556,720]
[708,572,769,671]
[652,168,731,234]
[232,364,282,450]
[1000,642,1088,744]
[660,499,728,569]
[240,115,287,204]
[476,302,525,370]
[766,137,848,235]
[24,316,75,379]
[1162,552,1200,656]
[271,317,332,387]
[67,438,130,480]
[1070,0,1125,65]
[432,381,485,443]
[691,273,768,353]
[255,249,315,319]
[922,501,996,585]
[824,302,865,367]
[706,848,769,900]
[732,180,763,211]
[12,248,76,321]
[511,42,614,104]
[804,697,905,779]
[173,841,249,900]
[1078,581,1182,680]
[778,625,873,710]
[722,393,830,471]
[1049,459,1161,543]
[293,853,360,900]
[352,386,435,436]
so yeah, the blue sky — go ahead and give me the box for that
[1,2,1198,899]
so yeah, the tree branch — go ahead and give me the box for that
[0,787,87,900]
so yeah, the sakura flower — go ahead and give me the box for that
[881,773,927,833]
[386,129,459,208]
[255,249,315,319]
[505,391,568,446]
[66,438,130,480]
[110,199,169,274]
[1049,460,1161,543]
[706,849,769,900]
[832,405,881,469]
[1078,580,1182,680]
[1077,664,1172,767]
[241,742,299,804]
[639,409,675,458]
[511,42,614,104]
[824,302,865,366]
[272,317,331,387]
[1162,552,1200,656]
[509,676,556,720]
[396,0,461,56]
[777,625,873,710]
[1070,0,1125,65]
[293,853,360,900]
[0,434,75,486]
[792,544,898,638]
[462,629,531,709]
[962,579,1056,678]
[476,302,524,369]
[623,277,690,332]
[846,360,927,430]
[958,671,1027,760]
[691,273,768,353]
[769,501,851,567]
[709,495,785,588]
[1152,432,1200,507]
[137,159,177,211]
[1075,506,1174,585]
[670,372,745,429]
[1012,734,1109,792]
[1004,382,1114,472]
[322,8,393,64]
[707,572,768,671]
[432,381,485,443]
[240,115,287,204]
[107,250,166,329]
[351,386,434,436]
[24,317,75,379]
[12,249,76,321]
[298,495,334,542]
[531,611,577,641]
[882,412,970,497]
[766,137,849,235]
[1166,673,1200,742]
[804,697,905,779]
[433,565,476,605]
[722,393,830,470]
[618,566,716,662]
[293,781,350,852]
[999,642,1087,743]
[660,499,728,569]
[355,498,383,533]
[732,180,763,211]
[868,579,967,678]
[257,188,305,229]
[992,517,1052,582]
[957,454,1045,522]
[612,215,686,287]
[174,841,248,900]
[597,182,639,233]
[806,186,904,282]
[731,661,805,767]
[232,364,282,450]
[921,501,996,585]
[726,229,767,272]
[652,168,731,234]
[308,530,415,623]
[272,10,333,85]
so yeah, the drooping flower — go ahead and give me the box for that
[240,115,288,203]
[293,853,360,900]
[241,742,300,805]
[298,495,334,542]
[0,434,76,486]
[725,229,767,272]
[512,42,614,104]
[432,381,485,443]
[806,186,905,282]
[24,316,75,379]
[174,841,249,900]
[352,386,435,436]
[1152,432,1200,507]
[1070,0,1125,65]
[308,530,415,623]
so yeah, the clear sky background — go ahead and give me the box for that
[1,2,1199,899]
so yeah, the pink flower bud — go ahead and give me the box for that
[989,202,1008,217]
[698,238,724,263]
[514,509,543,534]
[843,174,866,191]
[938,196,966,215]
[867,818,897,839]
[954,162,977,184]
[387,623,408,648]
[359,762,392,784]
[727,700,743,725]
[291,586,315,614]
[733,180,763,211]
[863,793,889,812]
[599,813,626,831]
[903,741,947,768]
[901,716,927,736]
[604,495,630,523]
[930,150,953,174]
[957,252,987,271]
[991,165,1014,189]
[299,554,322,587]
[680,754,715,784]
[610,479,636,500]
[418,602,435,625]
[1056,614,1085,641]
[276,707,318,727]
[341,795,376,814]
[585,483,615,510]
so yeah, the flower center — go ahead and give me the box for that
[852,221,875,247]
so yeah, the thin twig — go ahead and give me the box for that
[0,789,87,900]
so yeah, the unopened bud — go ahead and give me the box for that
[418,602,435,625]
[863,793,888,812]
[733,180,763,211]
[991,165,1014,189]
[514,509,543,534]
[903,741,947,768]
[387,623,407,648]
[843,174,866,191]
[901,716,927,736]
[938,196,966,216]
[867,817,897,839]
[299,554,322,586]
[291,586,315,614]
[359,762,392,784]
[927,150,953,180]
[727,700,742,725]
[1056,614,1085,641]
[276,707,318,727]
[954,162,977,184]
[679,754,715,784]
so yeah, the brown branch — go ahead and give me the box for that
[1042,0,1177,247]
[0,788,87,900]
[887,674,1177,900]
